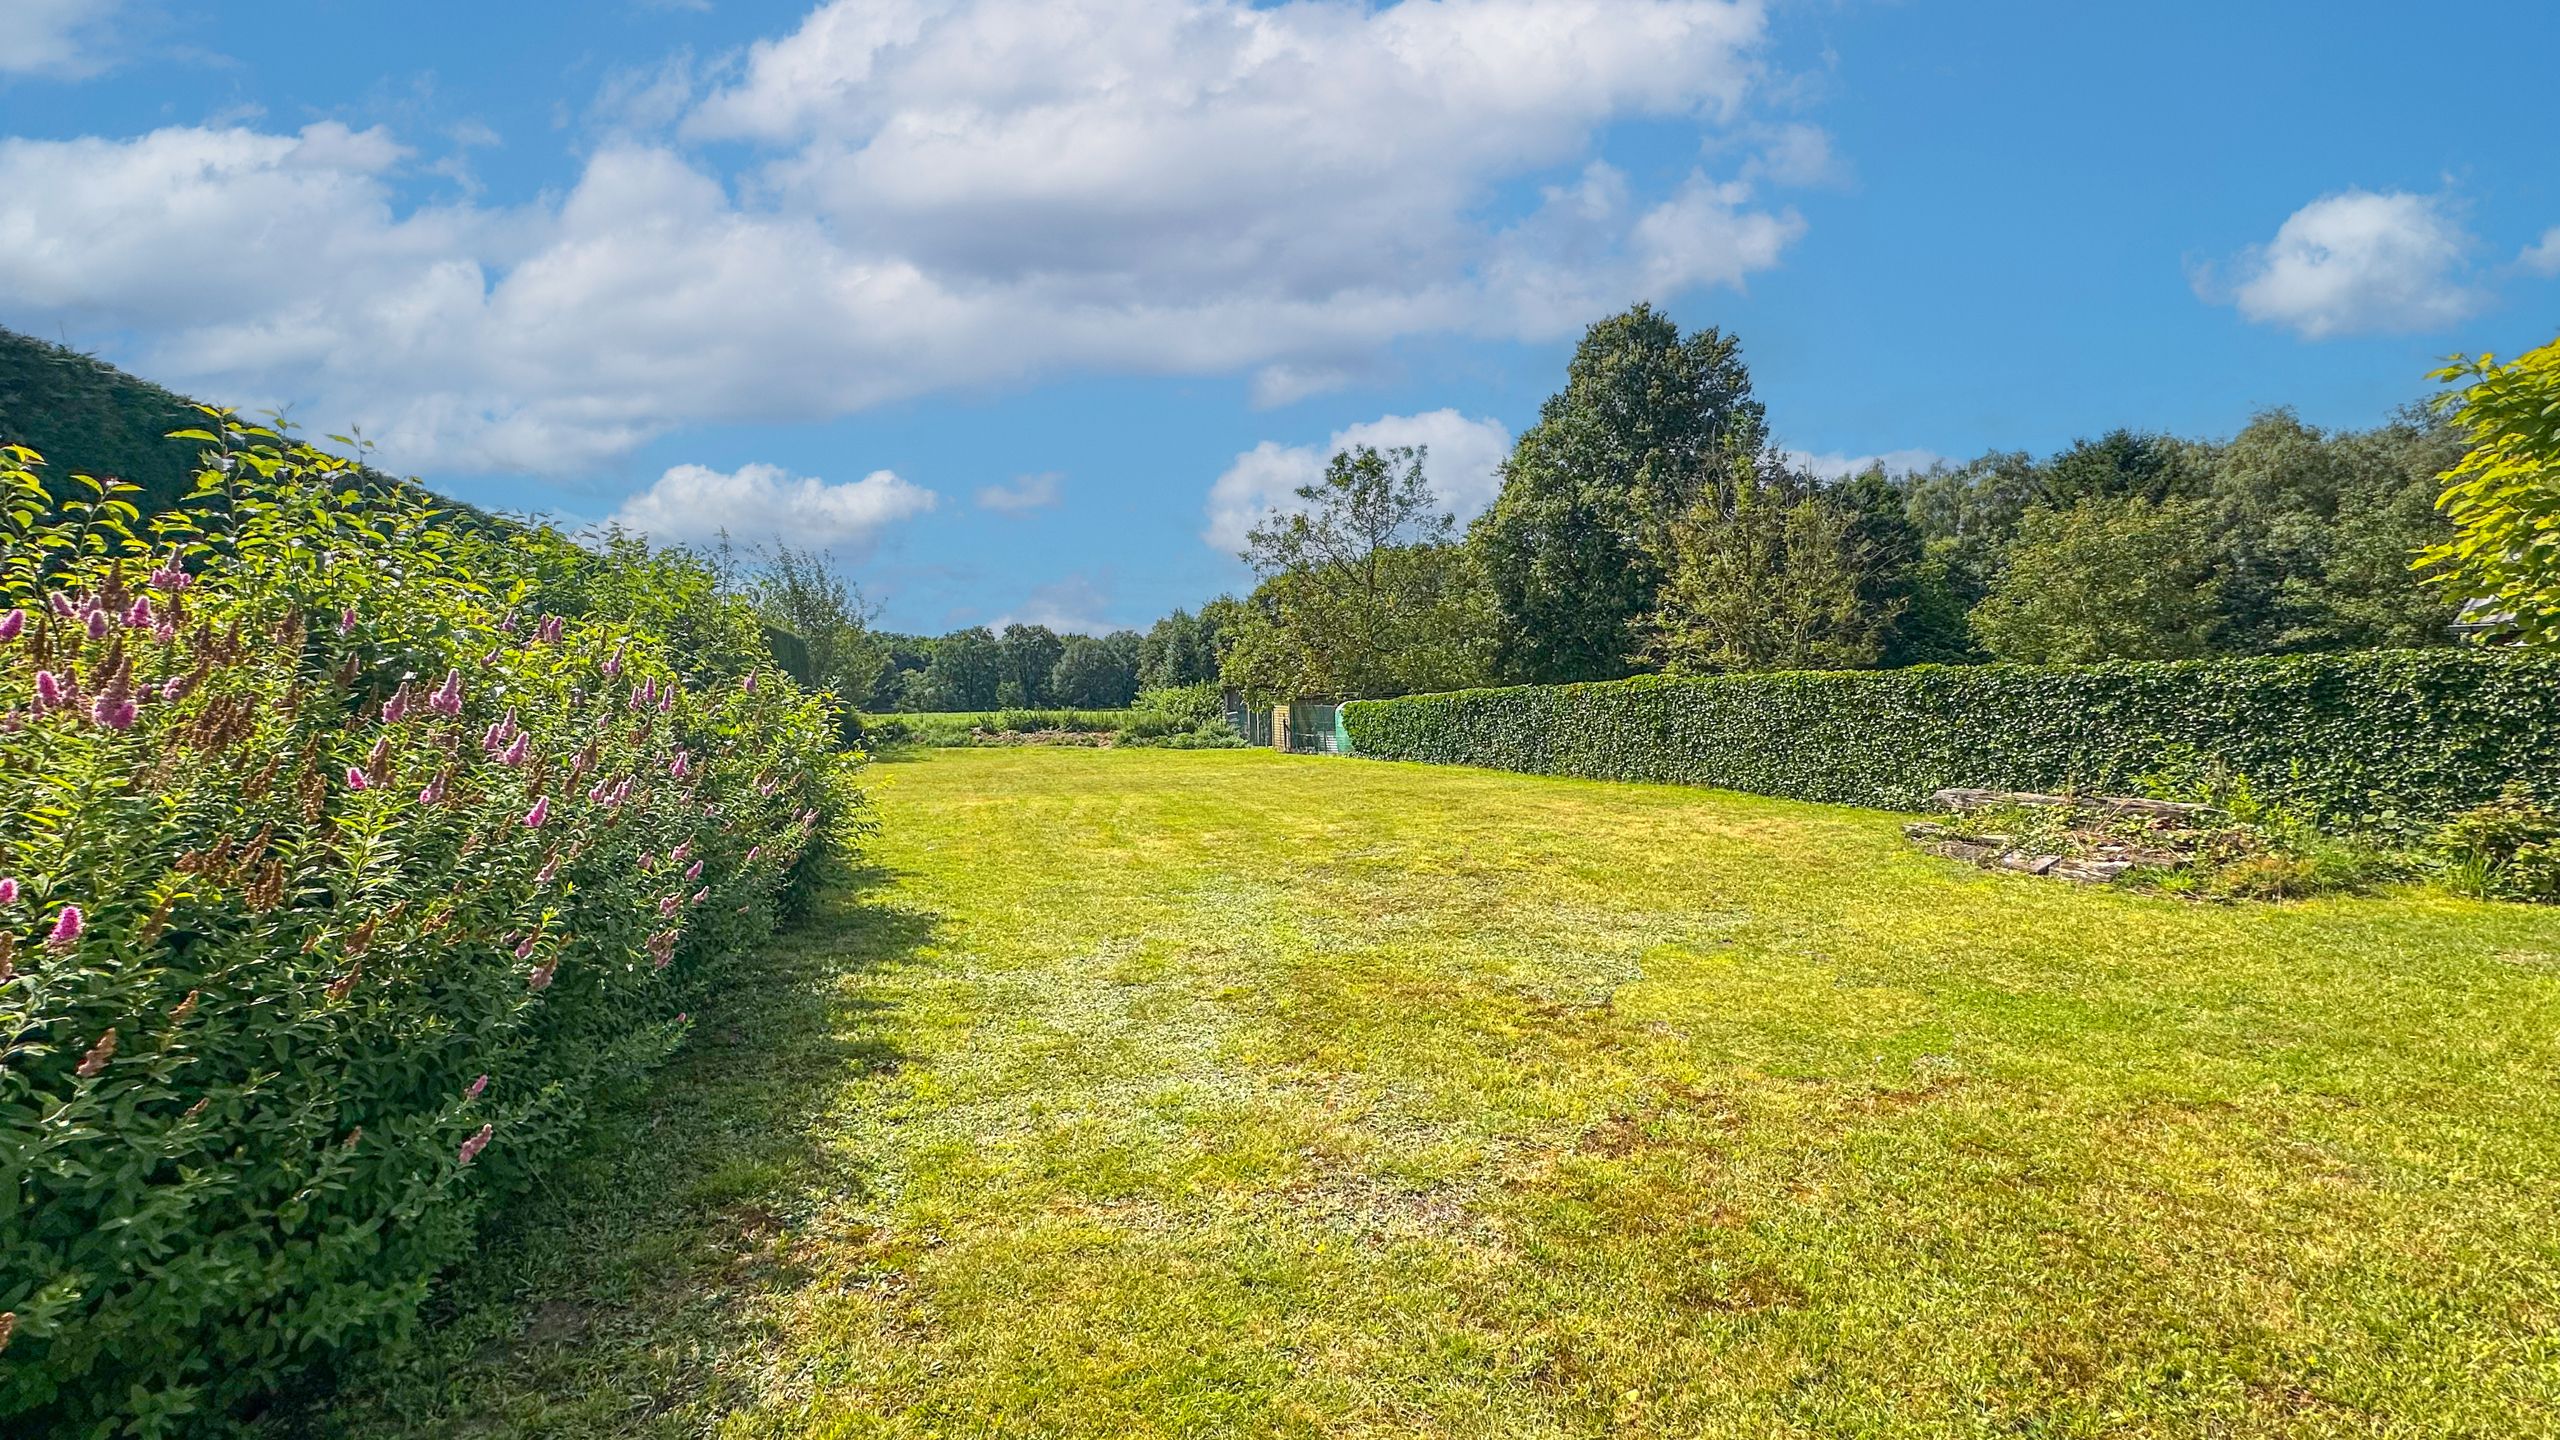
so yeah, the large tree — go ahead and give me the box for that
[908,626,1005,711]
[744,543,884,716]
[1050,630,1144,707]
[1968,497,2221,663]
[1137,608,1223,691]
[1470,304,1767,684]
[1640,467,1901,673]
[1223,444,1492,699]
[996,623,1065,708]
[2203,407,2461,653]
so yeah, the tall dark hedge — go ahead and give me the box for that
[1342,650,2560,831]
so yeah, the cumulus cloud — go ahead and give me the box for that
[0,0,1809,475]
[2521,226,2560,279]
[976,472,1061,512]
[991,575,1121,635]
[2213,189,2484,339]
[0,0,127,77]
[609,461,937,550]
[1204,409,1513,556]
[1786,447,1945,481]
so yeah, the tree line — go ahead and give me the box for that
[745,306,2548,715]
[1191,303,2476,701]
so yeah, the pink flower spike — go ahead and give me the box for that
[91,697,137,731]
[514,933,537,960]
[0,878,16,905]
[339,607,358,636]
[534,858,558,885]
[34,671,64,710]
[522,796,550,829]
[500,733,530,767]
[48,593,75,618]
[458,1123,493,1166]
[429,668,464,716]
[658,895,679,917]
[47,905,82,951]
[346,766,370,791]
[746,845,761,863]
[466,1073,489,1101]
[84,608,109,641]
[742,672,757,694]
[124,596,153,629]
[684,859,703,881]
[0,608,22,640]
[676,1012,688,1024]
[690,888,708,906]
[669,841,691,864]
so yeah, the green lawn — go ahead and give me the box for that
[303,747,2560,1438]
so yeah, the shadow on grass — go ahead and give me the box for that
[262,861,939,1439]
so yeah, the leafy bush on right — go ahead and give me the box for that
[2430,786,2560,902]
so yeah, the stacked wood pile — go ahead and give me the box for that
[1906,788,2226,884]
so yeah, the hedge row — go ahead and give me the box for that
[1341,650,2560,830]
[0,429,855,1435]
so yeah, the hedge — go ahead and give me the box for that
[0,429,855,1434]
[1341,650,2560,830]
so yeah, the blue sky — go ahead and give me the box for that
[4,0,2556,635]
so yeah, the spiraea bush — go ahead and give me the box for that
[0,422,857,1435]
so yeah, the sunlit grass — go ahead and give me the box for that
[302,747,2560,1437]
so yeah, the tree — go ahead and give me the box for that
[1470,305,1767,684]
[744,544,884,717]
[911,627,1004,710]
[2040,429,2208,508]
[1138,608,1222,690]
[1968,497,2220,663]
[1051,630,1143,707]
[2201,407,2460,653]
[2419,335,2560,645]
[1639,467,1901,673]
[1226,444,1492,699]
[996,623,1065,708]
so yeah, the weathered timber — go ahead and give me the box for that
[1930,787,2225,820]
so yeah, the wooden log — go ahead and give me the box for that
[1930,787,2224,820]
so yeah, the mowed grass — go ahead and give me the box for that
[305,747,2560,1438]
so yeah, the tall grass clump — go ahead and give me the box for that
[0,421,856,1435]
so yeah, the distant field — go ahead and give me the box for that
[856,708,1138,744]
[311,747,2560,1438]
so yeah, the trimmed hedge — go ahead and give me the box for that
[1342,651,2560,830]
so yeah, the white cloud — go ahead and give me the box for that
[609,461,937,550]
[1748,122,1842,188]
[976,472,1061,512]
[0,0,126,77]
[2521,226,2560,279]
[0,1,1808,474]
[1787,447,1945,481]
[991,575,1120,635]
[2215,189,2484,339]
[1204,409,1513,555]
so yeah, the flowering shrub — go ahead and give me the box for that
[0,423,858,1435]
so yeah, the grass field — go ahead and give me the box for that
[857,709,1136,746]
[302,747,2560,1438]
